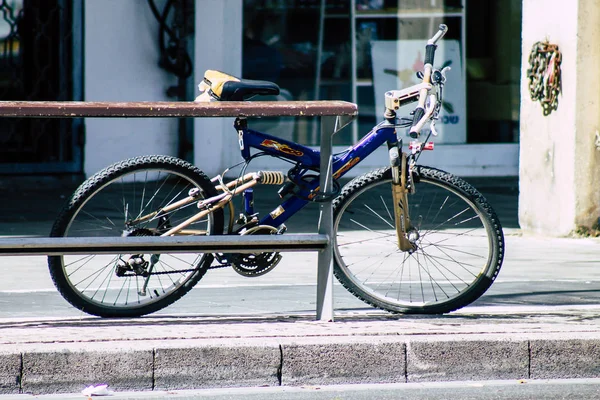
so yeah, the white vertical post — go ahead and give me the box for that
[316,116,336,322]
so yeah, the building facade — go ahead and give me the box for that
[0,0,520,178]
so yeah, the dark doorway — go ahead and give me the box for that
[0,0,83,174]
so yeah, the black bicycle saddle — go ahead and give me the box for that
[200,70,280,101]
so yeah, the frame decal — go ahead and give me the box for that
[269,205,285,219]
[333,157,360,179]
[260,139,304,157]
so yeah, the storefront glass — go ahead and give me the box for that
[242,0,520,146]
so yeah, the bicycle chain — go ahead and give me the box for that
[153,263,232,274]
[121,263,231,277]
[527,41,562,116]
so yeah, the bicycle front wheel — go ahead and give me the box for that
[333,166,504,314]
[48,155,224,317]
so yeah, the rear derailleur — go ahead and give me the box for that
[115,227,158,277]
[116,254,151,277]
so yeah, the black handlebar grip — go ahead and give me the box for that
[410,107,425,138]
[424,44,437,66]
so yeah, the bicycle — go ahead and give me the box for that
[48,25,504,318]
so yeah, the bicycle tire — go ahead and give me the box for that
[48,155,224,317]
[332,165,504,314]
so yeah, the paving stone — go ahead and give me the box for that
[21,348,153,394]
[407,337,528,382]
[531,338,600,379]
[0,352,20,394]
[281,338,406,385]
[154,342,281,389]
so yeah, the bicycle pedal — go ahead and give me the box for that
[277,224,287,234]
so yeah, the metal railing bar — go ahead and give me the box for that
[0,234,329,256]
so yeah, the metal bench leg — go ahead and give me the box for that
[317,116,335,322]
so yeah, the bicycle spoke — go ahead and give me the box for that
[348,219,397,244]
[364,204,395,229]
[336,231,396,247]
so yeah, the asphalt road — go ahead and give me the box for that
[1,379,600,399]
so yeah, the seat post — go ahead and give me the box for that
[234,117,247,131]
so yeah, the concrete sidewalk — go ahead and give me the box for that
[1,175,600,395]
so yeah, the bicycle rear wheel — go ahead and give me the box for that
[48,155,224,317]
[332,166,504,314]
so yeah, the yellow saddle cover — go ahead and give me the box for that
[195,70,279,102]
[204,70,240,96]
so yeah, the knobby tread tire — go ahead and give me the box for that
[48,155,224,318]
[332,165,504,314]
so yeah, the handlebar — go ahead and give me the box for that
[424,24,447,64]
[428,24,448,45]
[409,24,448,138]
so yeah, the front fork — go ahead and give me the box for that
[389,143,417,252]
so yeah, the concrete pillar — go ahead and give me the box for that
[519,0,600,236]
[193,0,243,177]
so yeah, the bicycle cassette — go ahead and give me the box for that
[231,225,282,277]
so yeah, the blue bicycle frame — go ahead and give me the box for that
[236,120,398,228]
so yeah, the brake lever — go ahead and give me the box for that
[430,120,439,137]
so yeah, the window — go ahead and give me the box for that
[242,0,521,146]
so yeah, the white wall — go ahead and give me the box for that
[84,0,178,176]
[193,0,243,178]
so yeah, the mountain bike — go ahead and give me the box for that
[48,25,504,318]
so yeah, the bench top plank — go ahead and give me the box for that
[0,100,358,118]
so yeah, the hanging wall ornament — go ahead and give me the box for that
[527,41,562,116]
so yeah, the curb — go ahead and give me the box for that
[2,332,600,394]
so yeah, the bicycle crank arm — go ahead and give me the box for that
[139,254,160,296]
